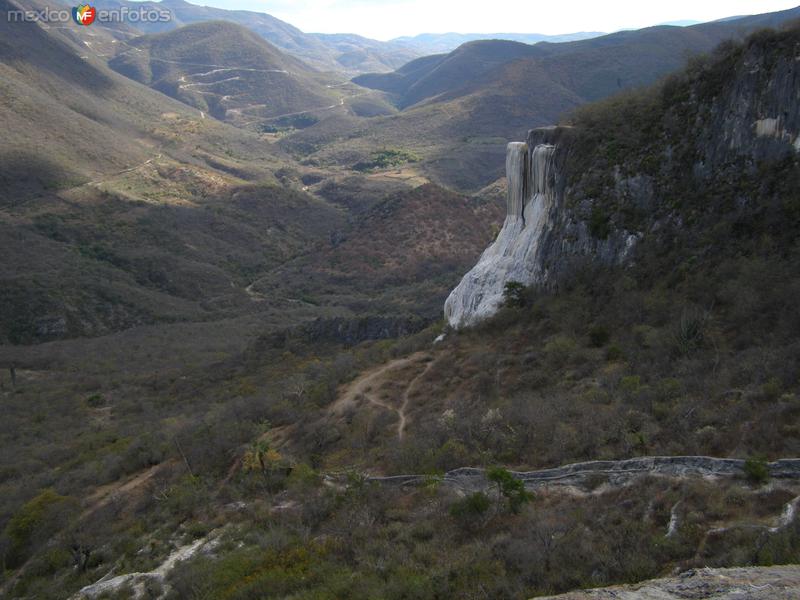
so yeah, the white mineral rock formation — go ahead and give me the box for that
[72,534,219,600]
[444,141,556,328]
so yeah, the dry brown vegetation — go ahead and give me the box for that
[2,8,800,600]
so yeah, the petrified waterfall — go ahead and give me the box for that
[444,141,557,328]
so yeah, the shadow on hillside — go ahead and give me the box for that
[0,151,83,205]
[0,2,114,94]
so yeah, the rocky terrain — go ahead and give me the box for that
[368,457,800,491]
[446,23,800,326]
[537,566,800,599]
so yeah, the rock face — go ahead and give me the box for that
[444,141,542,328]
[534,565,800,599]
[444,128,633,328]
[263,315,428,349]
[699,39,800,170]
[73,534,219,600]
[365,456,800,491]
[445,27,800,329]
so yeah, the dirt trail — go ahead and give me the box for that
[85,152,163,187]
[241,92,367,126]
[331,352,434,440]
[82,462,170,518]
[397,358,435,440]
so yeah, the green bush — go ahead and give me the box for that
[3,489,77,567]
[26,546,72,577]
[487,467,532,514]
[761,377,783,402]
[503,281,527,309]
[450,492,492,529]
[352,148,420,172]
[543,336,577,368]
[671,308,708,357]
[655,378,681,402]
[588,325,610,347]
[743,456,770,486]
[605,344,624,361]
[589,206,612,239]
[620,375,642,395]
[85,393,106,408]
[288,463,319,492]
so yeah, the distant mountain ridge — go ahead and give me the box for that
[356,6,800,111]
[355,39,547,109]
[391,31,604,53]
[91,0,421,73]
[333,5,800,191]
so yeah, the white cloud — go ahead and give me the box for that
[197,0,800,40]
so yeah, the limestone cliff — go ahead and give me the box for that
[444,128,635,328]
[445,25,800,329]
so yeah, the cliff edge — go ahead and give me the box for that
[445,25,800,329]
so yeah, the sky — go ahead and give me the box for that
[183,0,800,40]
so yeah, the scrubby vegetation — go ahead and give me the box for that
[158,476,800,599]
[2,17,800,600]
[261,115,320,134]
[352,148,421,172]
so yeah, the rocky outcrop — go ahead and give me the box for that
[364,456,800,491]
[72,534,220,600]
[698,37,800,171]
[444,128,635,328]
[534,565,800,599]
[445,27,800,329]
[303,315,427,346]
[262,314,428,349]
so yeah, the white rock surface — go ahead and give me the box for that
[444,141,556,328]
[72,535,218,600]
[534,565,800,599]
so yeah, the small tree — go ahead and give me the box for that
[450,492,491,531]
[588,325,610,347]
[743,456,770,486]
[487,467,532,513]
[243,440,287,491]
[503,281,527,309]
[3,489,77,568]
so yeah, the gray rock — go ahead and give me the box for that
[445,141,554,327]
[444,127,634,328]
[366,456,800,492]
[533,565,800,599]
[444,36,800,330]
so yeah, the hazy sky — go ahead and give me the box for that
[186,0,800,40]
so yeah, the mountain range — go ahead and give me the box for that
[390,30,605,54]
[305,5,800,190]
[107,20,342,126]
[92,0,422,74]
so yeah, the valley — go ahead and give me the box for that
[1,0,800,598]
